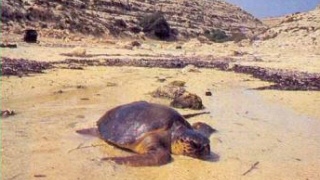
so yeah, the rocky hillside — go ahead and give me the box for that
[258,5,320,47]
[2,0,266,40]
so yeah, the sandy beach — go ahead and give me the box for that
[1,40,320,180]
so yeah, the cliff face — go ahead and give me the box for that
[2,0,266,40]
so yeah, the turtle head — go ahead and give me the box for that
[171,128,211,159]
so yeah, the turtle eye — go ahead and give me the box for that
[190,141,200,149]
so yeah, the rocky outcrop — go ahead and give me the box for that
[151,81,204,110]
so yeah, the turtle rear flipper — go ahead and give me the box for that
[102,149,171,166]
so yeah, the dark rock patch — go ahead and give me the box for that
[140,12,173,40]
[0,43,18,48]
[24,29,38,43]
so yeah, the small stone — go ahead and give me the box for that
[157,76,166,82]
[56,90,64,94]
[205,91,212,96]
[106,82,117,87]
[76,85,86,89]
[131,41,141,47]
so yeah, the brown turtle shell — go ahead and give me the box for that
[97,101,191,146]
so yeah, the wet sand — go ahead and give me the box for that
[2,66,320,180]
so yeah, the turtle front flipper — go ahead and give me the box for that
[102,148,171,166]
[102,130,172,166]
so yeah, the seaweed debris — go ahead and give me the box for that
[1,57,53,77]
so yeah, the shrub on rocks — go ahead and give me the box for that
[204,29,230,43]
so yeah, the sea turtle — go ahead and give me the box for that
[77,101,215,166]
